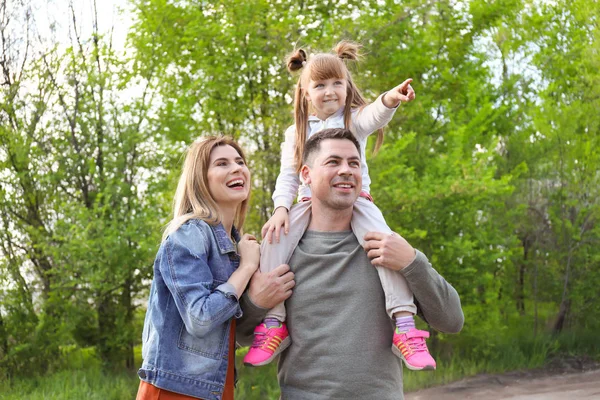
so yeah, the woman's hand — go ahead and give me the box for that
[261,207,290,244]
[382,78,416,108]
[238,234,260,272]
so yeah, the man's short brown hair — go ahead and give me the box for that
[302,128,361,166]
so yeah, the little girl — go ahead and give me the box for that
[243,41,436,371]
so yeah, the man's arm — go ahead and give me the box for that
[236,264,295,346]
[237,292,269,346]
[401,250,464,333]
[363,232,464,333]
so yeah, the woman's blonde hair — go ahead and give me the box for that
[162,136,250,240]
[287,40,384,172]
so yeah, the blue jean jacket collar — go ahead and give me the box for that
[209,223,240,255]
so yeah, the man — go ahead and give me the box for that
[240,128,463,399]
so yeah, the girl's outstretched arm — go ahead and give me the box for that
[352,78,416,139]
[382,78,416,108]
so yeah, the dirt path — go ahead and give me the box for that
[406,357,600,400]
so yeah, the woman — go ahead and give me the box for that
[137,136,259,400]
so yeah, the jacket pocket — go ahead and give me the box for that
[177,318,228,360]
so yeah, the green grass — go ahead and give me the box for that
[402,328,600,392]
[2,329,598,400]
[235,348,281,399]
[0,367,139,400]
[0,346,140,400]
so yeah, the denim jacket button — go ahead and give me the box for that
[138,370,147,379]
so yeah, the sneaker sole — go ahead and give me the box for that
[244,336,291,367]
[391,344,436,371]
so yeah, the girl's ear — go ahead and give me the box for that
[300,165,311,184]
[303,88,311,102]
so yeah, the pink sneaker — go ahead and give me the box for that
[243,322,291,367]
[392,327,436,370]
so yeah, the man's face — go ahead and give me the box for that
[302,139,362,211]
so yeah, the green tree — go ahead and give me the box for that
[0,0,169,374]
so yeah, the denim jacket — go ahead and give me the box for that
[138,219,242,400]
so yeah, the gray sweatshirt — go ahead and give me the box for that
[238,230,464,400]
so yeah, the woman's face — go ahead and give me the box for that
[207,144,250,210]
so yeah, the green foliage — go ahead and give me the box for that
[235,347,281,399]
[1,0,599,396]
[0,1,169,376]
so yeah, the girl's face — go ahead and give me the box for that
[305,77,348,120]
[207,145,250,211]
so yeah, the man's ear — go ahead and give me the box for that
[300,165,311,184]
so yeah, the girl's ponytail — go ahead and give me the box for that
[333,40,361,62]
[334,40,384,155]
[287,48,307,72]
[287,47,309,171]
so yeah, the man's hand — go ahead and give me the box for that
[363,231,416,271]
[247,264,295,309]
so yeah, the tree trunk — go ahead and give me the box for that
[553,299,570,334]
[122,276,135,370]
[97,294,118,365]
[0,310,7,359]
[516,237,530,316]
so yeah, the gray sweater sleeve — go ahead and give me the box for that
[235,292,268,347]
[401,250,464,333]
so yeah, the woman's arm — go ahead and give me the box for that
[226,234,260,297]
[159,224,247,338]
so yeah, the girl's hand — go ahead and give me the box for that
[261,207,290,244]
[238,234,260,272]
[382,78,416,108]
